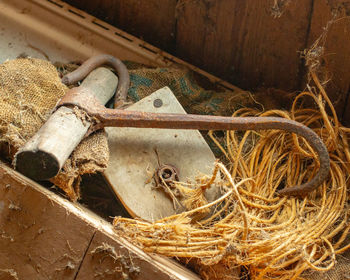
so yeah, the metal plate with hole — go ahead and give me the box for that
[103,87,219,222]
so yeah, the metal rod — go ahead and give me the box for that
[58,88,331,197]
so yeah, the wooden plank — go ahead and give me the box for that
[0,164,96,279]
[76,231,200,280]
[175,0,313,92]
[306,0,350,124]
[61,0,350,123]
[63,0,177,52]
[0,162,200,279]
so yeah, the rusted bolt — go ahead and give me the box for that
[154,164,181,199]
[157,164,179,183]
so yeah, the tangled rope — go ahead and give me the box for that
[113,73,350,280]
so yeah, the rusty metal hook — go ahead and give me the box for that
[59,55,330,197]
[61,54,130,108]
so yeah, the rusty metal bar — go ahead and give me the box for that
[57,86,330,197]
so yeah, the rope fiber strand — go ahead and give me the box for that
[113,73,350,280]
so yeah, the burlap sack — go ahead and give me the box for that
[128,66,243,116]
[126,64,296,116]
[0,58,108,201]
[303,236,350,280]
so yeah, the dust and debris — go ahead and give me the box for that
[301,11,350,86]
[8,200,21,211]
[39,255,51,263]
[65,261,75,270]
[21,220,36,230]
[121,272,129,280]
[27,253,41,273]
[54,253,79,264]
[72,106,92,127]
[91,242,140,277]
[301,26,327,84]
[0,230,14,242]
[54,260,76,272]
[53,253,79,272]
[94,269,129,279]
[327,0,350,17]
[271,0,292,18]
[0,269,19,280]
[66,240,77,255]
[90,242,120,261]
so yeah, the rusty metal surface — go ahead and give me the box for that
[154,164,180,189]
[154,164,181,207]
[61,54,130,108]
[58,55,330,197]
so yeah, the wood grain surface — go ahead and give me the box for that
[306,0,350,122]
[64,0,177,52]
[175,0,313,91]
[0,162,200,279]
[62,0,350,123]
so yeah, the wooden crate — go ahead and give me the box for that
[65,0,350,125]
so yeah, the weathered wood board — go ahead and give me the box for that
[63,0,350,124]
[63,0,177,53]
[306,0,350,122]
[0,162,200,280]
[175,0,313,92]
[0,165,95,279]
